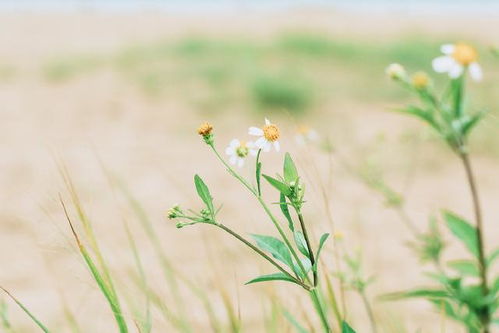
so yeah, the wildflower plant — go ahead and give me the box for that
[169,120,356,332]
[385,42,498,333]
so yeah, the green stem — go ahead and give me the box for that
[210,144,311,285]
[309,288,330,332]
[215,223,309,290]
[459,152,490,333]
[360,290,378,333]
[297,211,317,286]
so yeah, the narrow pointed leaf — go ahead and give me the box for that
[283,310,308,333]
[280,193,294,231]
[447,260,479,276]
[283,153,299,183]
[381,288,449,301]
[313,233,330,272]
[443,211,478,257]
[194,174,214,213]
[342,321,357,333]
[245,273,298,285]
[294,231,309,256]
[263,174,291,196]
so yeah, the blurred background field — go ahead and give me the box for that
[0,1,498,332]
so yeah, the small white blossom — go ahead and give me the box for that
[248,118,281,152]
[432,43,482,81]
[225,139,257,167]
[295,126,319,146]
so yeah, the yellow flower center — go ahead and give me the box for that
[297,125,310,135]
[197,122,213,136]
[262,124,280,142]
[236,141,249,157]
[452,43,478,65]
[412,72,429,89]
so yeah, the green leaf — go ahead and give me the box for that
[256,150,262,196]
[245,273,298,285]
[263,174,291,196]
[443,211,478,257]
[283,310,308,333]
[293,257,312,278]
[447,260,479,276]
[194,174,214,213]
[488,248,499,266]
[381,288,449,301]
[251,234,293,268]
[294,231,309,256]
[395,105,439,131]
[283,153,299,183]
[341,321,357,333]
[313,233,330,272]
[462,111,487,136]
[280,193,294,231]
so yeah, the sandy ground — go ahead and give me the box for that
[0,8,498,333]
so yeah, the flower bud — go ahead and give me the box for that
[386,63,406,80]
[411,72,430,90]
[197,122,214,145]
[167,205,183,219]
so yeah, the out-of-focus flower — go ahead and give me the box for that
[333,231,344,241]
[385,63,406,80]
[225,139,257,167]
[411,71,430,89]
[295,125,319,146]
[432,43,482,81]
[248,118,281,152]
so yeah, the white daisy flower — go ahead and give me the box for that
[248,118,281,152]
[295,125,319,146]
[225,139,257,167]
[432,42,482,81]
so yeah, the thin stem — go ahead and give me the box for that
[215,223,310,290]
[459,152,490,332]
[297,211,317,286]
[257,196,311,284]
[309,288,330,332]
[360,290,378,333]
[210,144,310,284]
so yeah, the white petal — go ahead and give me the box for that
[225,147,235,155]
[308,130,319,141]
[255,136,267,149]
[248,127,263,136]
[449,64,464,78]
[263,141,271,152]
[295,135,305,146]
[265,118,271,125]
[229,155,237,165]
[237,158,244,168]
[273,141,280,152]
[249,149,258,156]
[468,62,482,81]
[432,56,455,73]
[229,139,240,148]
[246,141,255,149]
[441,44,455,55]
